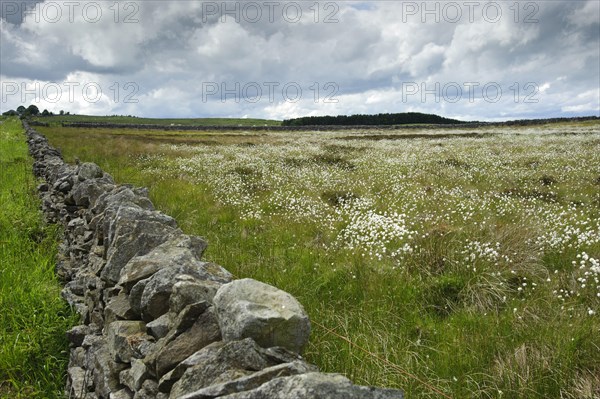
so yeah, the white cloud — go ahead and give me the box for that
[1,1,598,120]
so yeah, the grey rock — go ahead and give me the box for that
[92,186,154,216]
[61,286,84,308]
[101,206,180,284]
[170,278,222,315]
[134,336,157,359]
[177,361,315,399]
[70,346,86,368]
[67,366,91,399]
[168,338,301,398]
[217,372,404,399]
[153,307,221,378]
[139,268,186,322]
[133,379,159,399]
[66,325,91,347]
[118,234,217,293]
[67,217,86,234]
[64,279,85,297]
[147,313,172,340]
[213,279,311,354]
[129,278,149,317]
[77,162,104,181]
[170,301,210,335]
[89,253,106,275]
[105,292,137,325]
[72,176,115,208]
[140,268,224,321]
[91,340,128,398]
[82,334,104,349]
[110,388,134,399]
[120,359,149,391]
[56,179,72,193]
[107,321,147,363]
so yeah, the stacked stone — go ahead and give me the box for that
[24,121,404,399]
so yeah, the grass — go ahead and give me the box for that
[0,117,77,398]
[31,114,282,127]
[38,121,600,398]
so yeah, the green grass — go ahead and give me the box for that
[32,114,282,127]
[0,117,77,398]
[38,120,600,398]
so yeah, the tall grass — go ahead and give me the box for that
[0,117,77,398]
[39,123,600,398]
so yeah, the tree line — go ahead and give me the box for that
[282,112,464,126]
[2,104,70,118]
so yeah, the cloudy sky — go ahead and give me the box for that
[1,0,599,121]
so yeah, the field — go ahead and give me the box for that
[32,114,281,127]
[38,121,600,398]
[0,117,77,398]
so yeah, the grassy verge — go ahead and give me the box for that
[0,117,77,398]
[39,122,600,398]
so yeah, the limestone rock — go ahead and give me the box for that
[153,307,221,378]
[120,359,149,391]
[91,339,128,398]
[72,176,115,208]
[167,338,305,398]
[67,325,91,347]
[70,346,86,368]
[92,186,154,216]
[139,269,190,322]
[129,278,149,317]
[105,292,137,325]
[133,379,159,399]
[147,313,172,340]
[109,388,134,399]
[215,372,404,399]
[213,279,311,353]
[67,366,91,399]
[77,162,104,181]
[177,361,316,399]
[118,234,224,293]
[107,321,147,363]
[140,267,226,321]
[170,278,222,315]
[101,206,180,284]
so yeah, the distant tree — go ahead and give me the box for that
[41,109,50,116]
[16,105,26,115]
[59,110,65,115]
[26,104,40,116]
[2,110,19,116]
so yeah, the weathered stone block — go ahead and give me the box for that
[213,279,311,354]
[107,321,147,363]
[208,372,404,399]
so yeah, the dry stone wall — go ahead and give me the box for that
[59,115,599,132]
[24,121,404,399]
